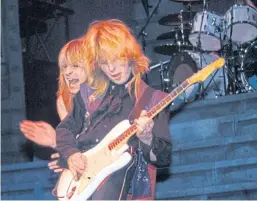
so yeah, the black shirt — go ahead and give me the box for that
[55,82,172,168]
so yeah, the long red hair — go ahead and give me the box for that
[81,19,150,100]
[57,39,86,112]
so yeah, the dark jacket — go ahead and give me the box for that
[55,79,172,199]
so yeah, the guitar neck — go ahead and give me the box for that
[108,78,192,151]
[108,57,225,151]
[146,79,191,119]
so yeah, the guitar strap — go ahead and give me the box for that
[129,86,155,121]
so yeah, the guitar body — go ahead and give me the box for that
[56,120,132,201]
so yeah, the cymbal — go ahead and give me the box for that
[156,28,191,40]
[170,0,203,3]
[159,12,196,26]
[169,0,210,5]
[169,0,205,2]
[154,43,194,56]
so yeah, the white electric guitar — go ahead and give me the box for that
[54,58,225,201]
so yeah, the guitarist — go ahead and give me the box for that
[20,38,88,172]
[55,19,172,200]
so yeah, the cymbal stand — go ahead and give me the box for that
[202,20,227,97]
[220,20,228,95]
[197,0,207,99]
[223,45,243,94]
[149,60,170,92]
[228,5,236,94]
[160,61,166,92]
[186,0,193,28]
[178,10,185,49]
[224,5,243,94]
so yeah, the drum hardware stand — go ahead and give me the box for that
[228,5,236,94]
[215,18,229,96]
[186,0,193,24]
[179,10,185,44]
[149,60,170,70]
[137,0,162,83]
[222,46,244,94]
[160,61,167,92]
[223,6,244,94]
[202,24,227,98]
[203,69,224,97]
[177,10,186,53]
[220,27,228,95]
[197,0,207,99]
[149,60,170,92]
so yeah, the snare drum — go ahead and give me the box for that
[224,5,257,43]
[189,11,224,51]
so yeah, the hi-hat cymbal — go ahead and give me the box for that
[156,28,191,40]
[159,11,196,26]
[154,43,195,56]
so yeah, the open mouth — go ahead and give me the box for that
[68,78,79,87]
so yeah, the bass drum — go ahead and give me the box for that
[165,51,227,107]
[165,52,200,106]
[240,41,257,91]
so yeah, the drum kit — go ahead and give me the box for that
[150,0,257,103]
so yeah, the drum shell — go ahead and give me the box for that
[224,5,257,43]
[240,41,257,91]
[166,51,227,104]
[189,11,224,51]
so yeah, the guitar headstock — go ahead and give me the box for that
[189,58,225,84]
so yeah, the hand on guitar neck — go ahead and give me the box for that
[134,110,154,146]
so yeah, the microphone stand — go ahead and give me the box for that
[137,0,162,84]
[137,0,162,40]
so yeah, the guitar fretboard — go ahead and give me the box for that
[108,79,191,150]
